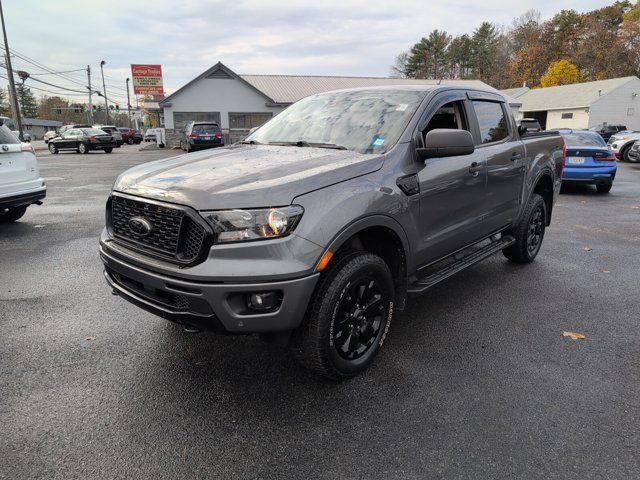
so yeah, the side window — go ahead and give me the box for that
[472,101,509,144]
[422,101,469,140]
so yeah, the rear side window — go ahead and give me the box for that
[0,125,19,144]
[472,101,509,144]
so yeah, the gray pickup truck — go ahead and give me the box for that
[100,85,564,378]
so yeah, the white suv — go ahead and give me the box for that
[608,131,640,162]
[0,123,46,223]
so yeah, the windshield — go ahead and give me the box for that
[561,132,606,147]
[192,124,221,134]
[0,124,19,144]
[245,89,426,153]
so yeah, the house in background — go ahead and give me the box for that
[21,118,63,140]
[160,62,521,146]
[501,76,640,130]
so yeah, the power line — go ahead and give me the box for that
[29,68,86,76]
[0,73,86,96]
[26,76,87,93]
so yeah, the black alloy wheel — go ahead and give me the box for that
[333,277,386,361]
[502,193,546,264]
[290,251,394,379]
[526,204,544,256]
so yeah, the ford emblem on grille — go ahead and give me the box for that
[128,216,153,237]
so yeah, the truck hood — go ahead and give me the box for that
[113,144,384,210]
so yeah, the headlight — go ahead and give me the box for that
[203,205,304,243]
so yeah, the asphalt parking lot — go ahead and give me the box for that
[1,145,639,479]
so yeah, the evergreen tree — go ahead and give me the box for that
[16,84,37,118]
[0,87,9,116]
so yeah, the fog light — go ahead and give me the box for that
[247,291,282,312]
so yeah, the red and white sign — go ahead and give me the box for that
[131,64,163,95]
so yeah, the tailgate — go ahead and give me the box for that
[0,145,31,186]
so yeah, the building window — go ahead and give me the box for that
[561,112,573,119]
[229,112,273,131]
[628,107,635,116]
[173,112,221,130]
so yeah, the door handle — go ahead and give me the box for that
[510,152,523,161]
[468,161,482,176]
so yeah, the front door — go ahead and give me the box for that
[415,94,488,267]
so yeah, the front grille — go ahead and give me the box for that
[110,194,208,264]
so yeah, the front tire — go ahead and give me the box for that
[502,193,547,264]
[78,143,88,154]
[0,206,27,223]
[290,252,394,379]
[48,143,58,154]
[621,145,633,163]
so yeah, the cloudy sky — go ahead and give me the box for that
[2,0,610,102]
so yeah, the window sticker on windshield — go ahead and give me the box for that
[372,137,385,147]
[396,104,409,112]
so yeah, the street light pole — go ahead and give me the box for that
[0,0,23,140]
[100,60,109,123]
[126,77,132,128]
[87,65,93,124]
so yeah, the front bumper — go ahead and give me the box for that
[100,242,319,333]
[0,186,46,209]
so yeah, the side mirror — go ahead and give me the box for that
[517,125,528,137]
[417,129,475,160]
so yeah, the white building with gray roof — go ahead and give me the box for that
[501,76,640,131]
[159,62,520,144]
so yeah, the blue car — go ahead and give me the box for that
[560,130,617,193]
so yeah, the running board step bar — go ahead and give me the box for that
[408,235,515,294]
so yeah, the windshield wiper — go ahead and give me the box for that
[267,140,347,150]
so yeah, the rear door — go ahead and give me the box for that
[0,126,33,190]
[414,91,488,266]
[469,95,524,234]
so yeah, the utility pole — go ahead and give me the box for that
[87,65,93,124]
[0,0,22,140]
[125,77,132,128]
[100,60,109,123]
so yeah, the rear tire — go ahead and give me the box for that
[596,182,612,193]
[48,143,58,154]
[290,251,394,379]
[78,143,88,154]
[104,147,113,153]
[502,193,547,264]
[127,137,135,145]
[0,206,27,223]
